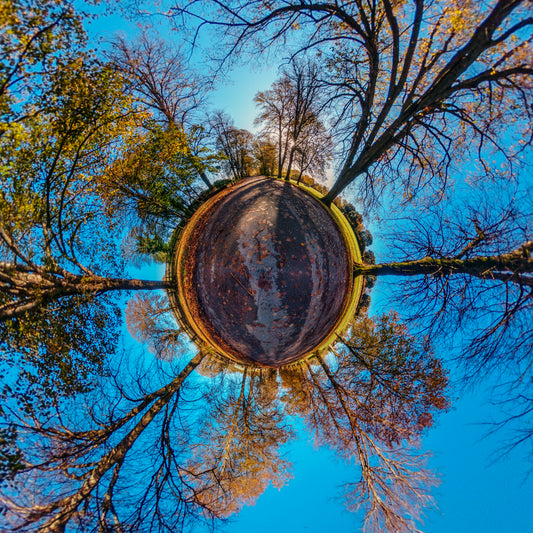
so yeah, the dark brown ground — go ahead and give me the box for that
[181,176,350,367]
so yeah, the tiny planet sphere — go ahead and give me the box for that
[175,176,352,367]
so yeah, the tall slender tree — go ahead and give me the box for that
[254,60,330,181]
[184,367,293,517]
[0,352,209,532]
[254,76,293,180]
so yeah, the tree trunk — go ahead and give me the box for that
[353,242,533,286]
[31,352,205,532]
[198,169,213,188]
[322,0,522,204]
[0,275,169,322]
[285,147,295,181]
[277,115,283,180]
[322,165,354,206]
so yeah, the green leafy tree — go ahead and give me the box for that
[110,31,217,189]
[0,0,86,128]
[99,122,219,264]
[0,60,167,323]
[253,135,277,176]
[0,14,171,417]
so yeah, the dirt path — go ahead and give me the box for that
[182,176,351,367]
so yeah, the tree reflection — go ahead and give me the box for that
[0,296,449,532]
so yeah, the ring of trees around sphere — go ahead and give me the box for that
[166,176,363,367]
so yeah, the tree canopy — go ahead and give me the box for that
[0,0,532,531]
[1,308,449,531]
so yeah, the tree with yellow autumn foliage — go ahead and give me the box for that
[281,312,449,532]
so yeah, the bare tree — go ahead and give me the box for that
[126,292,186,361]
[254,59,330,181]
[111,31,207,126]
[209,111,256,179]
[172,0,532,206]
[294,117,334,183]
[357,191,533,457]
[353,241,533,284]
[0,352,209,532]
[279,60,327,180]
[0,347,295,531]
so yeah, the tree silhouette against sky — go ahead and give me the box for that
[0,1,532,531]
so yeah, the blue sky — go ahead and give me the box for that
[84,3,278,133]
[88,5,533,532]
